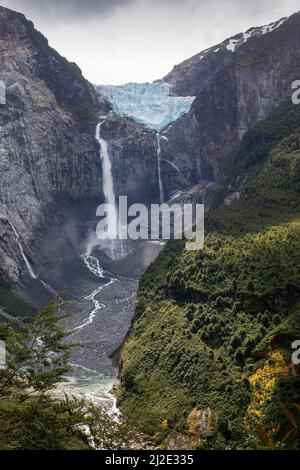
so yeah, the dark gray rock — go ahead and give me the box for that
[160,13,300,200]
[0,6,159,285]
[2,6,300,288]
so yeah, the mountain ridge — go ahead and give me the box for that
[0,4,300,450]
[158,11,300,202]
[0,5,159,292]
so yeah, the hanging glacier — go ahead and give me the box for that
[96,82,195,132]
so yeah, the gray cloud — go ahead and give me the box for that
[3,0,298,23]
[0,0,299,84]
[2,0,134,20]
[1,0,185,21]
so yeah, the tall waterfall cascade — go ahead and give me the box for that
[94,117,126,260]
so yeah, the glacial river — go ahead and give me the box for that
[53,240,161,411]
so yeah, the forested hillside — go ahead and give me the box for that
[119,100,300,449]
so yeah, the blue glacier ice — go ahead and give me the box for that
[96,82,195,132]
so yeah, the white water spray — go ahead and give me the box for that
[82,253,105,278]
[71,253,117,334]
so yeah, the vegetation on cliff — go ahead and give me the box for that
[0,297,135,450]
[119,101,300,449]
[0,277,37,319]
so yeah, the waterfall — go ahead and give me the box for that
[156,133,165,204]
[8,220,61,301]
[96,120,116,214]
[95,118,126,260]
[8,221,37,279]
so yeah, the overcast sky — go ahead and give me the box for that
[1,0,300,84]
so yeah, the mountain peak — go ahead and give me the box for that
[164,10,300,96]
[0,5,41,42]
[0,4,100,120]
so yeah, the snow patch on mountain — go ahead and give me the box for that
[226,39,239,52]
[226,16,288,53]
[96,83,195,132]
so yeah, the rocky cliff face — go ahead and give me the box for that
[0,6,158,285]
[2,6,300,288]
[98,113,158,204]
[158,13,300,200]
[0,6,100,281]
